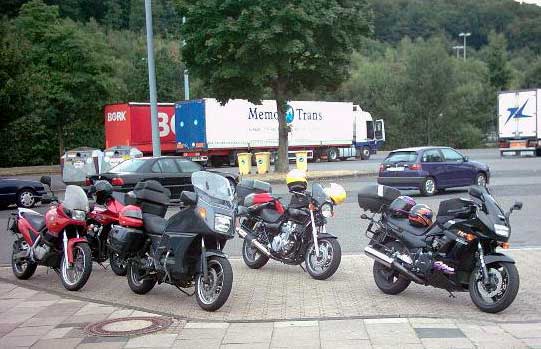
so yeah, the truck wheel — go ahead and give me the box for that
[360,146,371,160]
[327,148,339,162]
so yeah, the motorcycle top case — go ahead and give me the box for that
[236,179,272,202]
[109,225,145,256]
[357,184,400,212]
[132,180,170,217]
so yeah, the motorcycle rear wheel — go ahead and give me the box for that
[60,243,92,291]
[372,241,411,295]
[242,240,269,269]
[109,250,127,276]
[11,241,37,280]
[195,256,233,312]
[305,238,342,280]
[127,261,156,295]
[469,262,519,313]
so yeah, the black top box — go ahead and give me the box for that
[132,180,171,217]
[357,184,400,212]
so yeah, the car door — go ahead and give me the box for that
[0,179,16,205]
[154,158,185,198]
[440,148,471,187]
[175,159,202,193]
[420,149,448,187]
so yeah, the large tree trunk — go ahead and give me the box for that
[273,83,289,173]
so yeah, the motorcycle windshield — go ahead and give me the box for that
[63,185,89,212]
[192,171,234,203]
[311,183,329,205]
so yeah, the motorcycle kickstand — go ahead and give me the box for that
[299,263,306,273]
[175,285,195,297]
[98,262,108,270]
[447,289,456,298]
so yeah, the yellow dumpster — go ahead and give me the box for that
[237,153,252,175]
[295,151,308,172]
[255,152,271,174]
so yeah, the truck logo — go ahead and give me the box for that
[107,111,127,122]
[505,100,532,125]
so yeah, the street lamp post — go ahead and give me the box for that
[453,45,464,59]
[144,0,161,157]
[458,32,471,60]
[182,16,190,101]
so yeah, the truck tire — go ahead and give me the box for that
[327,148,339,162]
[360,146,371,160]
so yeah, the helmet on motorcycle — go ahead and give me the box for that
[94,180,113,205]
[408,204,434,227]
[324,183,347,205]
[389,196,416,218]
[286,169,307,192]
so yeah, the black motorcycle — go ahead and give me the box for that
[109,171,235,311]
[236,179,342,280]
[359,184,521,313]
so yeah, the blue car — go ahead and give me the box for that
[0,178,47,209]
[377,147,490,196]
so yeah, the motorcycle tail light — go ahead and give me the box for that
[111,177,124,186]
[499,242,510,249]
[85,177,92,186]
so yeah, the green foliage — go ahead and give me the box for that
[483,31,512,91]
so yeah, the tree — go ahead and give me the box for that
[176,0,371,172]
[484,31,512,91]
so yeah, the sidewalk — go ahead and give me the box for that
[0,280,539,349]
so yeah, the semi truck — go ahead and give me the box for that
[498,89,541,157]
[174,99,385,166]
[104,102,177,154]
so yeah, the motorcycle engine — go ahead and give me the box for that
[34,243,50,261]
[271,221,300,257]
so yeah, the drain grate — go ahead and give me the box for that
[85,316,173,337]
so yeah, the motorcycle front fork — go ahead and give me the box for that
[477,241,490,286]
[309,210,321,257]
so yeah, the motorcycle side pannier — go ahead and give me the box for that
[236,179,272,202]
[109,225,145,256]
[357,184,400,212]
[132,180,170,217]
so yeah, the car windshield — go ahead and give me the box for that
[192,171,234,202]
[64,185,89,212]
[109,158,146,173]
[384,151,418,164]
[311,183,329,205]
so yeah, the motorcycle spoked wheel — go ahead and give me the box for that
[11,240,37,280]
[127,261,157,295]
[109,249,127,276]
[469,262,519,313]
[60,243,92,291]
[195,256,233,312]
[242,239,269,269]
[372,241,411,295]
[304,238,342,280]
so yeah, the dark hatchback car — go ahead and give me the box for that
[0,178,47,208]
[86,156,236,200]
[377,147,490,196]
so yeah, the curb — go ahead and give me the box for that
[241,170,377,184]
[0,165,60,177]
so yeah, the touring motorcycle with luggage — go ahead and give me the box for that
[9,176,93,291]
[109,171,235,311]
[85,180,128,276]
[236,170,345,280]
[359,184,521,313]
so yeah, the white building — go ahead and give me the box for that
[515,0,541,5]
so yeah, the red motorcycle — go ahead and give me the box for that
[86,181,128,276]
[9,176,93,291]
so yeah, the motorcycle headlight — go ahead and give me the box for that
[215,214,232,233]
[321,203,333,218]
[494,224,509,238]
[72,209,86,221]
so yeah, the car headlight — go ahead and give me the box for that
[494,224,509,237]
[321,203,333,218]
[215,214,232,233]
[72,209,86,221]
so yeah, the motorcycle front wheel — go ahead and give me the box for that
[60,243,92,291]
[109,250,127,276]
[469,262,519,313]
[305,238,342,280]
[195,256,233,311]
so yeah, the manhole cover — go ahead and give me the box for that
[85,316,172,337]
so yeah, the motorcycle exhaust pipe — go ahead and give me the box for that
[236,226,271,257]
[364,246,424,284]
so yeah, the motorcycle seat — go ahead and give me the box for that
[21,212,45,232]
[260,208,282,223]
[143,213,167,235]
[385,216,428,249]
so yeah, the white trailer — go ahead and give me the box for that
[174,99,385,165]
[498,89,541,156]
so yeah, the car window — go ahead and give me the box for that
[109,159,146,173]
[384,151,418,164]
[158,159,179,173]
[175,159,201,173]
[440,148,464,162]
[421,149,444,163]
[151,161,162,173]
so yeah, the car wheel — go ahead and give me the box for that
[420,177,436,196]
[475,172,487,187]
[17,189,36,208]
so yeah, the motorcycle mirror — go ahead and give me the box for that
[512,201,523,211]
[360,213,369,220]
[463,156,469,162]
[468,186,484,201]
[40,175,52,187]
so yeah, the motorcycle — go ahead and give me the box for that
[109,171,235,311]
[8,176,93,291]
[86,182,128,276]
[359,184,521,313]
[236,179,343,280]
